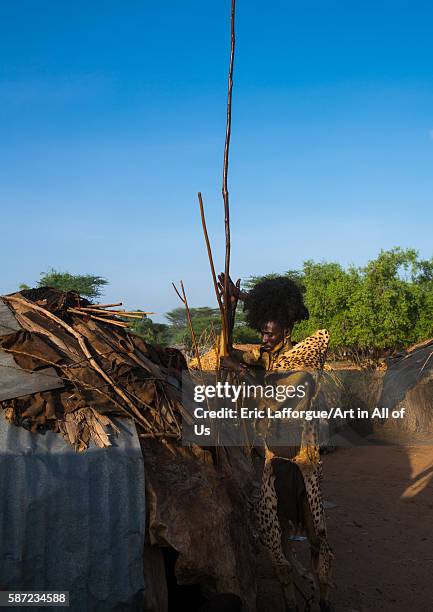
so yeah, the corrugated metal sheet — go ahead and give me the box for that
[0,414,146,611]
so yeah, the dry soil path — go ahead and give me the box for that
[322,444,433,611]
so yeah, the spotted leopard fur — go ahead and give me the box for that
[257,329,334,606]
[271,329,330,371]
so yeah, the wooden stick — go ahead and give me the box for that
[172,280,202,371]
[68,307,93,317]
[68,308,130,327]
[198,192,226,331]
[108,313,148,319]
[90,302,123,308]
[79,307,153,315]
[87,315,130,328]
[70,308,143,321]
[91,316,129,328]
[78,310,148,320]
[198,191,228,365]
[4,295,152,429]
[221,0,236,354]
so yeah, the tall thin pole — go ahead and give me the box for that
[198,192,225,317]
[222,0,236,353]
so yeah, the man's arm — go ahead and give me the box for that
[220,344,263,374]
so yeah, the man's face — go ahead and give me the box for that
[260,321,285,351]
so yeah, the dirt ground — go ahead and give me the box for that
[321,443,433,611]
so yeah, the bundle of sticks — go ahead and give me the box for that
[67,303,154,329]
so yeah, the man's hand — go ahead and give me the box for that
[217,274,249,347]
[220,356,248,374]
[217,273,249,305]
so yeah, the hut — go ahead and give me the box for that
[0,288,258,611]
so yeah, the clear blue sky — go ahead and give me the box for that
[1,1,432,321]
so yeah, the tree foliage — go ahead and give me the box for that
[34,268,108,299]
[128,316,171,345]
[135,248,433,353]
[164,307,222,349]
[19,249,433,354]
[163,306,261,348]
[246,248,433,353]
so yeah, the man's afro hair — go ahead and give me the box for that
[244,276,309,331]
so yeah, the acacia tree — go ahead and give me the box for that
[164,307,221,348]
[20,268,109,299]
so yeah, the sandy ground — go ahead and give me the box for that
[321,444,433,611]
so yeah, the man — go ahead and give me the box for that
[220,275,334,612]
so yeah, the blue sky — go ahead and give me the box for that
[1,1,432,321]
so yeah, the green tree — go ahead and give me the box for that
[35,268,108,299]
[292,260,361,347]
[243,270,304,291]
[232,320,260,344]
[410,256,433,341]
[128,316,171,345]
[240,248,433,353]
[352,248,433,349]
[164,307,222,348]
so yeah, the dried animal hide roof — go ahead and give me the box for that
[0,288,191,451]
